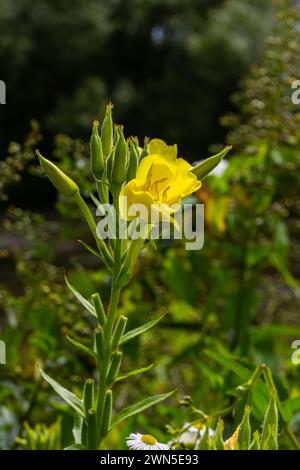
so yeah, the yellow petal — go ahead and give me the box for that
[136,154,178,182]
[165,171,201,205]
[119,179,154,221]
[148,139,177,160]
[176,157,193,172]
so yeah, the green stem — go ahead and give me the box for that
[95,185,123,449]
[96,179,109,206]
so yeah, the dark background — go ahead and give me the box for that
[0,0,272,164]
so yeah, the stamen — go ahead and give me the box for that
[145,163,154,191]
[162,185,170,203]
[151,177,168,198]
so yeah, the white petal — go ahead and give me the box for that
[158,443,170,450]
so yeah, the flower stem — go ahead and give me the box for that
[95,186,123,449]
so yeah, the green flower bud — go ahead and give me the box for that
[261,390,278,450]
[106,351,122,385]
[139,137,149,162]
[101,103,113,158]
[106,151,114,182]
[36,150,79,198]
[101,390,112,436]
[94,327,105,357]
[198,423,211,450]
[83,379,95,418]
[250,430,260,450]
[191,145,232,180]
[213,419,224,450]
[263,425,278,450]
[90,121,104,180]
[111,316,127,350]
[86,408,98,449]
[126,140,139,182]
[238,405,251,450]
[91,293,106,327]
[111,127,128,186]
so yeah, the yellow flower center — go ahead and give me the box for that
[141,434,157,445]
[194,422,205,430]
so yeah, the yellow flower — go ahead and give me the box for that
[224,426,240,450]
[119,139,201,222]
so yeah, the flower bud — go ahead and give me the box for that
[111,127,128,186]
[106,351,122,385]
[126,140,139,182]
[94,327,105,357]
[250,430,260,450]
[139,137,149,162]
[198,424,211,450]
[87,408,98,449]
[91,293,106,327]
[191,145,232,180]
[213,419,224,450]
[101,103,113,158]
[261,390,278,450]
[111,316,127,350]
[36,150,79,198]
[238,405,251,450]
[90,120,104,180]
[101,390,112,436]
[83,379,95,417]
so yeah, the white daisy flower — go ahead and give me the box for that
[126,432,170,450]
[171,422,214,447]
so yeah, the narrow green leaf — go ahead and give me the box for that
[114,363,155,383]
[65,275,96,318]
[191,146,232,180]
[66,336,97,359]
[110,391,174,430]
[78,240,102,260]
[72,414,83,445]
[121,313,166,344]
[39,367,84,417]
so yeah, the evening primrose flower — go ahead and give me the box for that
[119,139,201,222]
[126,432,170,450]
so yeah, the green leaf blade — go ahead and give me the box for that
[121,313,166,344]
[110,391,174,430]
[65,275,96,318]
[114,363,155,383]
[66,336,97,359]
[39,367,84,417]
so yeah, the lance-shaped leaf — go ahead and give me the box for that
[110,391,174,429]
[65,275,96,318]
[191,146,232,180]
[120,313,166,344]
[114,363,155,383]
[78,240,102,261]
[39,367,84,417]
[72,414,84,445]
[66,336,97,359]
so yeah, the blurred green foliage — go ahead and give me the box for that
[0,0,272,158]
